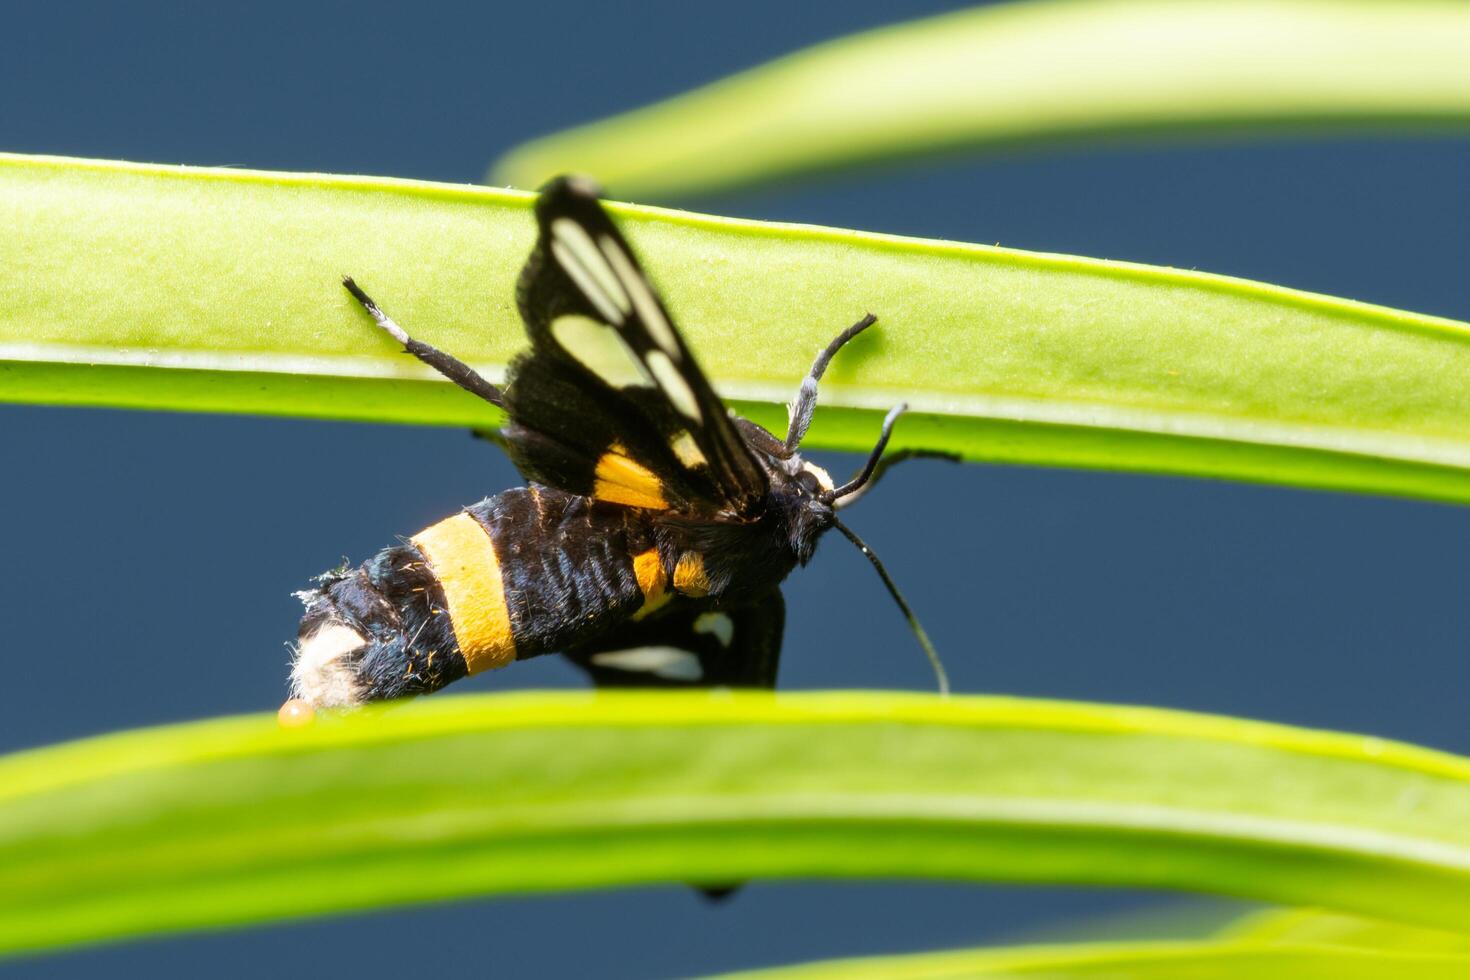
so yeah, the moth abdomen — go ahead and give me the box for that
[292,543,469,707]
[291,486,658,708]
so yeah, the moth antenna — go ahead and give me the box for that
[826,403,906,505]
[785,313,878,452]
[832,517,950,696]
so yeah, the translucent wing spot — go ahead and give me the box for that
[600,234,680,356]
[669,429,709,469]
[551,217,631,322]
[645,349,703,422]
[551,314,654,389]
[594,444,669,510]
[590,646,703,681]
[693,611,735,648]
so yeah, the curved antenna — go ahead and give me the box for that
[832,517,950,696]
[785,313,878,452]
[825,403,906,505]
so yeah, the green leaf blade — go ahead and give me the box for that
[1221,908,1470,954]
[10,153,1470,503]
[716,940,1470,979]
[5,692,1470,957]
[492,0,1470,197]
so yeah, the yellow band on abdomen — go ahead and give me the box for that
[411,512,515,673]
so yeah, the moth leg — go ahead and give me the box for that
[833,447,960,507]
[342,276,505,410]
[784,312,878,452]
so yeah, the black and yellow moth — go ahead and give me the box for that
[287,176,946,711]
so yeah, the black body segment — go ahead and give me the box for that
[294,480,799,705]
[297,486,675,704]
[296,544,469,704]
[468,487,653,659]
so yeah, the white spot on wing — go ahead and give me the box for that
[550,240,621,324]
[291,622,368,708]
[669,429,708,468]
[645,349,702,422]
[552,218,630,321]
[693,612,735,648]
[552,314,653,389]
[600,234,680,355]
[591,646,703,681]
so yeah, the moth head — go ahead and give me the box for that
[796,459,835,497]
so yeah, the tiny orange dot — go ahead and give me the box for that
[278,698,316,728]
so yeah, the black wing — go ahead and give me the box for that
[564,593,784,690]
[500,176,768,518]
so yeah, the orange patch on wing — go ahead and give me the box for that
[411,513,516,673]
[593,444,668,510]
[631,547,672,621]
[674,551,710,598]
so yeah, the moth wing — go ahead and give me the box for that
[564,593,785,690]
[501,176,768,517]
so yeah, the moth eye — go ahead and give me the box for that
[796,471,822,495]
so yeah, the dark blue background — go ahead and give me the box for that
[5,2,1470,976]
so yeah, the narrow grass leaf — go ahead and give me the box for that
[9,154,1470,504]
[1221,908,1470,954]
[715,940,1470,979]
[492,0,1470,198]
[5,692,1470,956]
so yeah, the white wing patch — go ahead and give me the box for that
[591,646,703,681]
[600,234,680,356]
[693,612,735,649]
[646,349,702,422]
[551,217,630,323]
[551,314,653,389]
[669,429,708,468]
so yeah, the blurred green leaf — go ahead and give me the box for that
[715,940,1470,979]
[1011,898,1254,945]
[6,691,1470,957]
[10,153,1470,504]
[493,0,1470,198]
[1222,908,1470,954]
